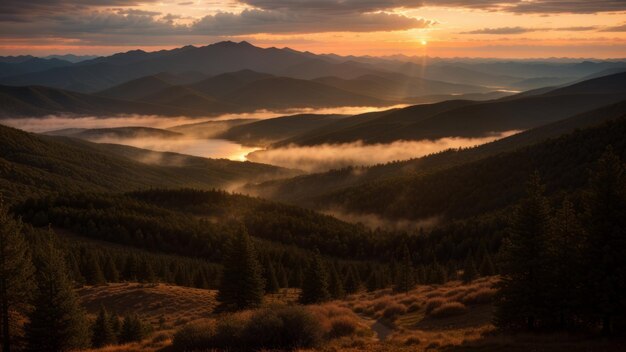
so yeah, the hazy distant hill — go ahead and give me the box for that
[0,57,72,78]
[218,114,346,146]
[276,72,626,145]
[44,126,183,140]
[0,123,294,202]
[0,84,201,117]
[246,99,626,206]
[313,74,488,101]
[168,119,259,138]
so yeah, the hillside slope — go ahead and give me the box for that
[0,124,293,202]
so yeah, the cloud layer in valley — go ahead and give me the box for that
[246,131,521,172]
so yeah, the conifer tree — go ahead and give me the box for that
[582,149,626,335]
[264,261,280,294]
[91,306,116,348]
[462,252,478,283]
[84,255,105,285]
[299,250,330,304]
[328,263,345,298]
[479,252,496,277]
[25,231,89,351]
[343,267,360,294]
[119,315,144,344]
[496,173,552,330]
[276,264,289,288]
[394,245,414,293]
[547,199,584,329]
[103,255,119,283]
[0,198,35,352]
[216,229,264,311]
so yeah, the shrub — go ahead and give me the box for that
[382,303,407,320]
[462,288,496,305]
[172,307,323,351]
[406,302,421,313]
[328,316,358,338]
[425,298,446,314]
[172,322,216,351]
[429,302,468,318]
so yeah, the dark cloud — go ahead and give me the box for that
[464,26,538,34]
[464,25,600,34]
[0,0,158,22]
[193,9,433,34]
[239,0,626,14]
[600,23,626,32]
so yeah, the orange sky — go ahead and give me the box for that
[0,1,624,58]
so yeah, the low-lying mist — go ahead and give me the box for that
[88,136,260,161]
[322,208,441,232]
[246,131,521,172]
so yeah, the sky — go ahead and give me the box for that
[0,0,625,58]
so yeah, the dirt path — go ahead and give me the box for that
[358,314,394,341]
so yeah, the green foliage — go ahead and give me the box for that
[119,315,147,344]
[582,148,626,334]
[461,252,478,283]
[394,245,414,294]
[91,306,116,348]
[217,229,265,311]
[0,198,35,352]
[172,306,323,351]
[25,231,90,352]
[300,250,330,304]
[328,263,345,299]
[496,173,553,330]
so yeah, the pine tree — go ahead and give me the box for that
[461,252,478,283]
[103,255,119,283]
[138,259,156,283]
[582,149,626,335]
[479,252,496,277]
[25,231,89,351]
[394,245,414,293]
[91,306,116,348]
[119,315,144,344]
[328,263,345,299]
[496,172,553,330]
[276,264,289,288]
[84,255,105,285]
[343,267,360,294]
[216,229,264,311]
[0,198,35,352]
[299,250,330,304]
[547,199,585,329]
[264,261,280,294]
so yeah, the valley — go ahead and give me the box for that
[0,36,625,352]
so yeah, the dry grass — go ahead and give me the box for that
[78,283,217,328]
[429,302,468,319]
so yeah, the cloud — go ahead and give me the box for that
[192,9,433,35]
[600,23,626,32]
[463,25,600,34]
[246,132,520,172]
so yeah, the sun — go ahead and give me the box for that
[420,39,428,46]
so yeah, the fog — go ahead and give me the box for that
[87,136,260,161]
[246,131,521,172]
[322,208,441,232]
[0,105,407,133]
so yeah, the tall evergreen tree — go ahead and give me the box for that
[328,263,345,299]
[496,173,552,330]
[91,306,116,348]
[462,252,478,283]
[343,267,360,295]
[84,255,105,286]
[479,252,496,277]
[103,255,119,283]
[547,199,585,329]
[394,245,414,293]
[264,261,280,294]
[583,149,626,335]
[216,229,264,311]
[119,315,144,344]
[299,250,330,304]
[25,231,89,352]
[0,199,35,352]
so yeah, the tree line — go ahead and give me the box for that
[497,148,626,334]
